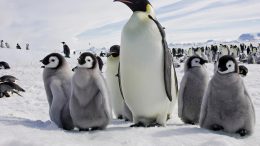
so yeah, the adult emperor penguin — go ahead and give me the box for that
[41,53,74,130]
[106,45,133,121]
[178,56,209,125]
[115,0,178,127]
[70,52,112,131]
[199,55,255,136]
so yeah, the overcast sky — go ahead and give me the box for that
[0,0,260,51]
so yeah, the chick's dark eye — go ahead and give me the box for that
[51,59,55,62]
[87,59,91,62]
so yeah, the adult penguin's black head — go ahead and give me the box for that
[107,45,120,58]
[218,55,239,74]
[114,0,151,12]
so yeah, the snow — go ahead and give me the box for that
[0,48,259,146]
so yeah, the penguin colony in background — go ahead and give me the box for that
[176,43,260,65]
[30,0,253,137]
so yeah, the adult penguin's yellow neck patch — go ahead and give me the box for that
[146,4,153,14]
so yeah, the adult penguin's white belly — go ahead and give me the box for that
[120,12,170,123]
[106,57,124,118]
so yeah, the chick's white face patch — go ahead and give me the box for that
[191,58,201,67]
[218,60,235,74]
[45,56,59,68]
[78,56,94,69]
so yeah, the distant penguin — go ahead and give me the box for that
[213,61,218,73]
[239,53,247,63]
[207,50,213,63]
[0,61,10,69]
[239,65,248,77]
[5,43,10,48]
[115,0,178,127]
[0,82,25,98]
[219,44,230,58]
[173,57,181,68]
[178,56,209,124]
[26,43,30,50]
[41,53,74,130]
[230,47,239,58]
[96,56,104,71]
[252,47,257,54]
[247,53,256,64]
[106,45,133,121]
[200,55,255,136]
[194,47,202,57]
[61,42,71,58]
[70,52,112,131]
[247,47,251,55]
[100,52,106,57]
[187,48,193,56]
[0,75,18,83]
[16,43,22,50]
[201,49,209,62]
[211,45,218,62]
[0,40,4,48]
[240,44,245,53]
[172,48,176,57]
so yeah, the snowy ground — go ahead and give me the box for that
[0,48,259,146]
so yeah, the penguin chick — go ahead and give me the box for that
[200,55,255,137]
[178,56,209,125]
[70,52,112,131]
[41,53,74,130]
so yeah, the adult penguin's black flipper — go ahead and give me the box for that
[116,63,125,100]
[148,15,177,102]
